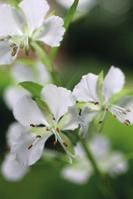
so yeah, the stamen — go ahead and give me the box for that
[36,135,42,138]
[30,124,36,127]
[99,121,103,124]
[93,102,99,105]
[56,128,60,133]
[53,140,57,145]
[63,142,68,147]
[124,120,130,126]
[28,144,33,150]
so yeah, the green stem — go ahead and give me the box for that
[80,137,101,176]
[31,42,62,85]
[79,136,117,199]
[31,42,53,72]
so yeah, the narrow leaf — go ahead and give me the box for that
[19,81,42,98]
[50,0,79,61]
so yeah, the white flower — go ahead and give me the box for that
[1,153,28,182]
[61,135,128,184]
[0,0,65,65]
[61,143,92,184]
[12,84,79,166]
[4,62,51,109]
[57,0,96,13]
[73,66,133,127]
[1,122,29,181]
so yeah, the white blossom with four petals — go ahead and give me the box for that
[12,84,79,166]
[61,135,128,184]
[73,66,133,131]
[0,0,65,65]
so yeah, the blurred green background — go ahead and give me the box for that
[0,0,133,198]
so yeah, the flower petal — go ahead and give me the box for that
[13,131,52,166]
[90,135,110,159]
[41,84,75,121]
[61,165,91,184]
[79,107,97,136]
[0,4,21,36]
[19,0,49,34]
[1,154,28,181]
[0,39,19,65]
[58,106,79,131]
[73,73,99,103]
[12,64,35,83]
[13,95,48,127]
[36,16,65,47]
[103,66,125,101]
[4,86,29,110]
[7,122,27,147]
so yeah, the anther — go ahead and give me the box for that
[36,135,41,138]
[63,142,68,147]
[53,140,57,145]
[99,121,103,124]
[56,128,60,133]
[124,120,130,126]
[28,144,33,150]
[30,124,36,127]
[94,102,99,105]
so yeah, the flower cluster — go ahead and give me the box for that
[62,135,128,184]
[0,0,132,186]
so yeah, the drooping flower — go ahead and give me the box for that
[61,135,128,184]
[73,66,133,130]
[4,61,51,109]
[12,84,79,166]
[1,123,29,181]
[0,0,65,65]
[1,153,28,181]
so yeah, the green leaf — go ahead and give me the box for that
[19,81,43,98]
[97,71,104,104]
[64,0,79,29]
[109,88,133,104]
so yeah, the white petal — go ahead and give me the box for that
[14,132,52,166]
[1,154,28,181]
[73,73,99,103]
[103,66,125,101]
[90,135,110,159]
[36,16,65,47]
[0,4,22,36]
[41,84,75,121]
[7,122,27,147]
[58,106,79,131]
[19,0,49,34]
[4,86,29,110]
[12,64,35,83]
[0,39,19,65]
[35,62,51,84]
[100,152,128,176]
[13,95,48,127]
[79,107,97,136]
[61,166,91,184]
